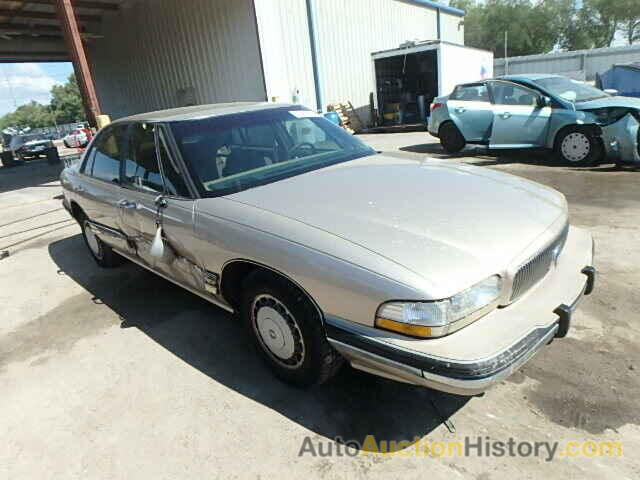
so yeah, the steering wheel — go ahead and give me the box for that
[289,142,317,158]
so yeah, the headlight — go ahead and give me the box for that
[375,275,502,338]
[585,108,631,126]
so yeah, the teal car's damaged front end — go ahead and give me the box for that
[428,73,640,166]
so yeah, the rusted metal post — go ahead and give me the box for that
[55,0,101,127]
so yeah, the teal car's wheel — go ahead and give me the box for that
[555,128,601,166]
[439,122,466,154]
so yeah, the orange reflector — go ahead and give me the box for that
[375,317,432,338]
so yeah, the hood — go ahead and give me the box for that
[227,155,567,293]
[576,96,640,110]
[24,139,50,146]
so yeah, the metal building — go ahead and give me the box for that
[494,44,640,82]
[0,0,465,125]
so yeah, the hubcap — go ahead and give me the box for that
[252,294,305,369]
[561,132,591,162]
[84,221,102,258]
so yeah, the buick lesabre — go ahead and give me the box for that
[60,103,596,395]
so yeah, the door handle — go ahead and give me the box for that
[500,112,512,119]
[455,107,466,114]
[118,199,137,210]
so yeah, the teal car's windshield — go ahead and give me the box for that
[170,107,375,197]
[532,77,609,103]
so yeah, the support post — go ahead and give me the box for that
[55,0,101,127]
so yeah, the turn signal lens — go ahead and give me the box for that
[375,318,432,338]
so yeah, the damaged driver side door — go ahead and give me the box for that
[118,122,202,290]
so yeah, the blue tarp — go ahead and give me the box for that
[596,64,640,98]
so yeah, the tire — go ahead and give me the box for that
[78,213,125,268]
[46,147,61,165]
[241,271,343,387]
[439,122,466,154]
[555,127,602,166]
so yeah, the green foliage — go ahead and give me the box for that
[50,73,86,124]
[0,101,53,131]
[0,72,85,131]
[450,0,640,57]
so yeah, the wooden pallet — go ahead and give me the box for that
[327,101,364,134]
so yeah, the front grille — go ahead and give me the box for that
[510,224,569,302]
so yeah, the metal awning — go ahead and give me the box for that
[0,0,120,62]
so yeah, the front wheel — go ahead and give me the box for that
[80,215,125,268]
[555,128,601,166]
[241,271,343,387]
[439,122,466,154]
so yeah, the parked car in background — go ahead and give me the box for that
[60,103,595,395]
[9,134,57,161]
[63,128,89,148]
[429,74,640,166]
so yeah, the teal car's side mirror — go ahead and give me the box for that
[537,96,551,109]
[323,112,341,126]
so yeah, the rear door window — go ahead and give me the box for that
[90,126,126,184]
[450,84,490,102]
[122,123,164,193]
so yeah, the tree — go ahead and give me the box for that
[50,73,86,125]
[450,0,573,58]
[450,0,640,57]
[0,72,86,132]
[0,101,53,131]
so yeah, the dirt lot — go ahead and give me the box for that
[1,135,639,479]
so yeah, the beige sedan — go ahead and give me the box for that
[60,103,595,395]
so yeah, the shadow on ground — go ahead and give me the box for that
[49,234,470,449]
[0,158,65,194]
[398,143,628,170]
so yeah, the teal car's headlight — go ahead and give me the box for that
[375,275,502,338]
[585,107,633,126]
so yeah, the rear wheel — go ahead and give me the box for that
[79,213,125,268]
[555,128,601,166]
[439,122,466,153]
[241,271,343,387]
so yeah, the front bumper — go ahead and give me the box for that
[326,227,595,396]
[600,113,640,164]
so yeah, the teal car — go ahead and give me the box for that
[428,74,640,166]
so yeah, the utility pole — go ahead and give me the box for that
[504,31,509,75]
[1,65,17,109]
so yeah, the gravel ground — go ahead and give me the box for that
[1,135,638,479]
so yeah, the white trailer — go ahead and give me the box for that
[372,40,493,127]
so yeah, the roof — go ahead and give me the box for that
[497,74,561,81]
[399,0,465,17]
[117,102,300,123]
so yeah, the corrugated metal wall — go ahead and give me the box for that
[253,0,317,109]
[313,0,442,122]
[440,12,464,45]
[254,0,463,123]
[90,0,266,119]
[494,45,640,81]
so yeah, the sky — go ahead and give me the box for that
[0,62,74,117]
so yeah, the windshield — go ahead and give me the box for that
[532,76,608,103]
[170,107,375,197]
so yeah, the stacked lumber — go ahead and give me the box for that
[327,101,364,134]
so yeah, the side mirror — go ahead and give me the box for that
[604,88,618,96]
[537,95,551,108]
[323,112,342,126]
